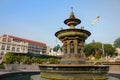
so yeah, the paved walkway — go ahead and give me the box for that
[109,71,120,74]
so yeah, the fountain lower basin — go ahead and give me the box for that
[39,64,109,80]
[0,71,119,80]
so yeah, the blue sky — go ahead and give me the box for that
[0,0,120,47]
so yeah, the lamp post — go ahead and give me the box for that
[102,43,105,59]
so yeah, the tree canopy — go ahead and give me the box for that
[114,37,120,48]
[104,44,117,56]
[84,42,117,59]
[53,44,62,52]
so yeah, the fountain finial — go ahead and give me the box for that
[71,7,73,10]
[64,8,81,28]
[69,7,76,19]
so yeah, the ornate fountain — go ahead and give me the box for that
[39,9,109,80]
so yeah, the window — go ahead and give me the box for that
[1,45,5,50]
[8,38,11,42]
[7,45,10,50]
[2,38,6,42]
[17,47,20,52]
[1,51,4,55]
[12,47,15,51]
[23,48,25,52]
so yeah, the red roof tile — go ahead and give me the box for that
[3,34,46,47]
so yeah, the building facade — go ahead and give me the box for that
[0,34,46,58]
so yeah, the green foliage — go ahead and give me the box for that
[53,44,62,52]
[104,44,117,56]
[2,52,60,64]
[84,42,102,57]
[0,64,5,69]
[94,52,101,59]
[22,56,31,64]
[2,52,16,64]
[114,37,120,48]
[84,42,117,59]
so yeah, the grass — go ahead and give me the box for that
[87,59,108,62]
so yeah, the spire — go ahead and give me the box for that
[64,7,81,28]
[69,7,76,19]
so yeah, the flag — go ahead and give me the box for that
[91,16,100,26]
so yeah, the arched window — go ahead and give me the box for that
[12,47,15,51]
[17,47,20,52]
[1,51,4,55]
[1,45,5,50]
[23,47,25,52]
[2,38,6,42]
[7,45,10,50]
[8,38,11,42]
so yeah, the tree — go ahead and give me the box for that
[84,42,117,59]
[84,42,102,58]
[53,44,62,52]
[114,37,120,48]
[104,44,117,56]
[22,56,31,64]
[2,52,15,64]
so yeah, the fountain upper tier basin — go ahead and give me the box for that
[55,28,91,41]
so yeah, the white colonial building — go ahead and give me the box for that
[116,48,120,59]
[0,34,47,59]
[48,48,63,56]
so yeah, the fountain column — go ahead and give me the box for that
[67,40,70,54]
[74,39,78,55]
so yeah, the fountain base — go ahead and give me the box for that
[39,64,109,80]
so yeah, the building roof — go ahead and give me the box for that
[2,34,46,47]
